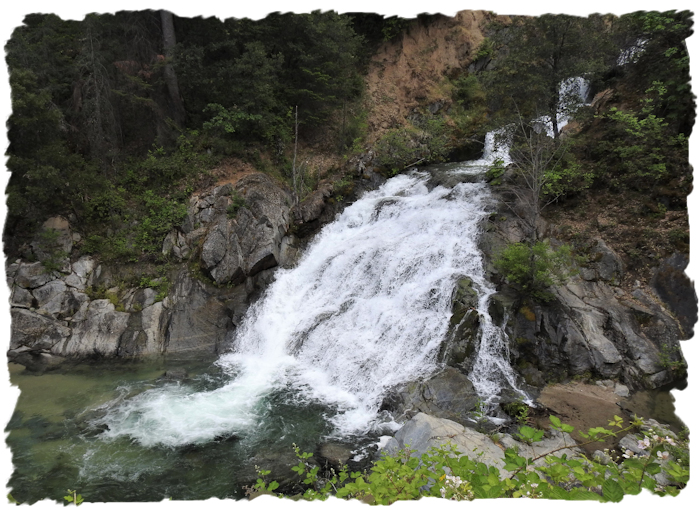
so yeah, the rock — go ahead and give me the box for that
[9,308,71,354]
[383,367,480,426]
[580,238,623,283]
[593,450,613,465]
[383,413,510,477]
[10,286,34,308]
[511,277,683,389]
[164,269,240,356]
[614,383,630,398]
[651,252,697,338]
[160,368,188,380]
[201,218,245,285]
[619,434,649,457]
[316,442,353,471]
[14,261,56,289]
[499,429,582,468]
[32,280,68,317]
[117,302,167,356]
[62,300,130,357]
[590,88,614,114]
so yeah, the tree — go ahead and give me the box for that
[495,113,591,241]
[160,10,186,128]
[480,14,615,138]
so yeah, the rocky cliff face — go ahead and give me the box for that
[5,172,345,372]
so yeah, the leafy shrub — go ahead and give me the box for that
[250,414,689,503]
[227,191,247,218]
[494,241,576,302]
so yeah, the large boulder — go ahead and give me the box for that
[62,300,130,357]
[163,269,248,357]
[14,261,57,289]
[510,278,685,389]
[382,413,511,476]
[382,367,480,426]
[164,173,293,284]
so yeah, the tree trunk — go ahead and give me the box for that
[160,10,186,128]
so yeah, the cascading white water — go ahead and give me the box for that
[533,76,592,137]
[98,165,525,446]
[461,127,513,167]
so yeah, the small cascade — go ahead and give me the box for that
[533,76,592,137]
[461,127,513,168]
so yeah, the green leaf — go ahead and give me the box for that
[602,479,625,502]
[550,415,562,428]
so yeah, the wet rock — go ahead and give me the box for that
[160,367,188,380]
[117,301,167,356]
[383,367,480,426]
[164,269,237,356]
[316,442,353,471]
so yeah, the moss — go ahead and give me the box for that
[519,306,536,322]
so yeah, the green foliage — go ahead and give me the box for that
[252,414,689,503]
[381,17,411,41]
[494,241,576,302]
[448,76,489,138]
[485,159,506,184]
[227,191,247,218]
[616,11,693,135]
[35,228,68,273]
[64,489,83,506]
[502,400,529,425]
[202,103,263,136]
[479,14,614,137]
[658,344,687,376]
[598,82,688,186]
[375,117,452,173]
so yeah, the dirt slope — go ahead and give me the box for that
[364,10,506,143]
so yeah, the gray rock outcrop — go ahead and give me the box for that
[6,171,341,371]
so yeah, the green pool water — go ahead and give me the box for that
[5,360,373,504]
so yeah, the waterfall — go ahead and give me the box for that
[97,166,524,446]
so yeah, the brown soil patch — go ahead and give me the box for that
[536,381,628,456]
[210,157,259,188]
[544,188,689,291]
[364,11,506,143]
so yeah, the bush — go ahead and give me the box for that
[494,241,576,302]
[249,414,689,503]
